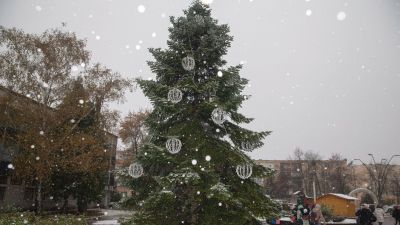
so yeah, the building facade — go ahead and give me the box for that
[0,86,118,210]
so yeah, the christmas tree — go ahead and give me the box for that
[125,1,279,224]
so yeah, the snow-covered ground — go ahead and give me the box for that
[92,220,119,225]
[90,209,133,225]
[279,217,356,224]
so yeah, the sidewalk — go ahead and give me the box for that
[90,209,134,225]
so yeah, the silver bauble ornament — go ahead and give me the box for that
[194,14,204,25]
[211,107,226,125]
[128,163,144,178]
[165,138,182,154]
[168,88,183,103]
[236,164,253,179]
[182,56,195,71]
[241,141,254,152]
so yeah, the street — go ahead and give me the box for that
[381,216,396,225]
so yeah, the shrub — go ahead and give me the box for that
[321,204,334,222]
[0,212,88,225]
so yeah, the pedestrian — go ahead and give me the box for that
[374,205,385,225]
[302,205,311,225]
[370,204,376,214]
[310,204,325,225]
[297,205,304,225]
[356,204,373,225]
[393,206,400,225]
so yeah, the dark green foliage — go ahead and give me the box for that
[321,204,334,222]
[0,212,87,225]
[125,1,279,224]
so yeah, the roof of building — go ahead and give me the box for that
[323,193,358,200]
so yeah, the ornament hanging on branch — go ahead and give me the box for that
[182,56,195,71]
[211,107,226,125]
[241,141,254,152]
[194,14,204,25]
[128,163,144,178]
[168,88,183,103]
[236,164,253,180]
[236,164,253,179]
[166,138,182,154]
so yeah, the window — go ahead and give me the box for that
[0,187,6,201]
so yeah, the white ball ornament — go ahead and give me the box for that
[182,56,195,71]
[194,14,204,25]
[168,88,183,103]
[241,141,254,152]
[236,164,253,179]
[128,163,144,178]
[211,107,227,125]
[165,138,182,154]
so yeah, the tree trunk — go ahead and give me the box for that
[35,181,42,215]
[77,197,88,214]
[62,196,69,213]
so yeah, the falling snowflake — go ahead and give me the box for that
[337,11,346,21]
[95,35,101,40]
[35,5,42,12]
[137,5,146,13]
[192,159,197,165]
[217,71,223,77]
[306,9,312,16]
[205,155,211,161]
[79,99,84,104]
[151,32,157,37]
[135,45,141,50]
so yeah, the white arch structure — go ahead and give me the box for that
[349,188,378,205]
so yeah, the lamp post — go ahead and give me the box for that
[353,154,400,204]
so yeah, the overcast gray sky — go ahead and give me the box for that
[1,0,400,164]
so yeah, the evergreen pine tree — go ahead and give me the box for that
[127,2,278,224]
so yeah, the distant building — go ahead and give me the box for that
[0,86,117,209]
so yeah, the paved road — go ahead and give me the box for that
[381,216,396,225]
